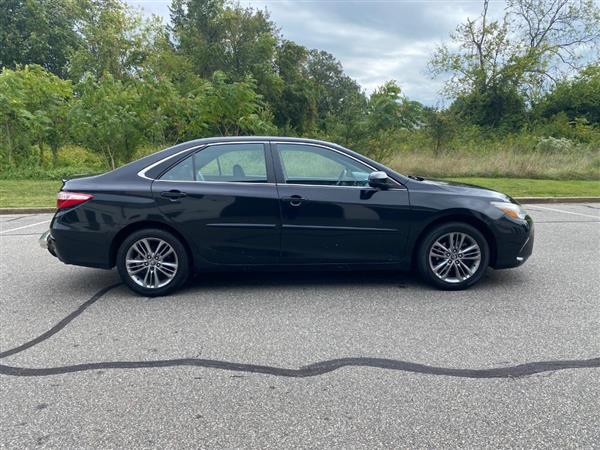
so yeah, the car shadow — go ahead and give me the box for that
[185,269,419,290]
[181,266,528,294]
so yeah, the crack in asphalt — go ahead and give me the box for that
[1,284,599,379]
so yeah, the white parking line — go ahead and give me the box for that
[0,220,51,234]
[527,205,600,220]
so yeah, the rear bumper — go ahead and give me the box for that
[39,230,57,257]
[45,207,116,269]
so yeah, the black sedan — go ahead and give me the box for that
[40,137,534,296]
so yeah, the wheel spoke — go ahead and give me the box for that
[156,266,174,278]
[430,247,447,258]
[142,267,151,287]
[126,259,146,265]
[159,247,174,258]
[439,261,453,278]
[453,262,462,280]
[128,265,147,275]
[433,259,450,273]
[132,242,146,258]
[458,233,466,250]
[158,264,176,275]
[462,244,479,254]
[458,260,473,275]
[433,241,449,253]
[155,240,165,256]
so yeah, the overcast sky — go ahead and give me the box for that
[126,0,507,105]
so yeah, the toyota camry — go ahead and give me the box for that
[40,137,534,296]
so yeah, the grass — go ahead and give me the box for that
[0,180,62,208]
[0,177,598,208]
[388,149,600,180]
[445,178,600,198]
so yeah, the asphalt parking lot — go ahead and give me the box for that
[1,203,599,448]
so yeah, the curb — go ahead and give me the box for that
[0,197,599,215]
[515,197,600,204]
[0,207,56,215]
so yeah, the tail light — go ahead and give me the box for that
[57,191,93,209]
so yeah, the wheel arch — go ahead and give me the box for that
[411,212,497,268]
[109,220,194,268]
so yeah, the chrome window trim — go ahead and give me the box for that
[137,141,269,182]
[138,140,406,190]
[152,179,276,186]
[272,141,406,190]
[137,145,205,180]
[275,183,404,191]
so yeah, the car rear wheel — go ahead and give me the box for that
[417,222,489,290]
[116,229,189,296]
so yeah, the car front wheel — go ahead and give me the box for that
[116,229,189,296]
[417,222,490,290]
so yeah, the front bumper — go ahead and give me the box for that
[492,218,534,269]
[39,230,58,257]
[515,226,534,265]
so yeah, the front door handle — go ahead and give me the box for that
[160,190,187,201]
[282,195,305,207]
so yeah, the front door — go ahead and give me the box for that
[152,142,281,265]
[272,142,411,264]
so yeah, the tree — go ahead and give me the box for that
[362,81,426,161]
[322,89,367,148]
[307,50,363,123]
[170,0,226,77]
[202,71,276,136]
[429,0,600,126]
[0,0,81,78]
[175,71,276,138]
[424,108,456,155]
[170,0,280,91]
[134,73,186,144]
[68,0,160,81]
[0,68,32,166]
[0,66,72,166]
[70,75,144,168]
[508,0,600,87]
[273,41,316,133]
[21,66,73,164]
[367,81,424,132]
[536,63,600,124]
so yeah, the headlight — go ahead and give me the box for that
[491,201,528,220]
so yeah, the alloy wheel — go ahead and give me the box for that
[428,232,481,284]
[125,238,179,289]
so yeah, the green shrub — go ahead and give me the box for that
[535,137,575,154]
[0,165,103,180]
[57,145,105,168]
[132,144,168,160]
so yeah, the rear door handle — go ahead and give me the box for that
[282,195,306,207]
[160,190,187,201]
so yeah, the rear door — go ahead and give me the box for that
[272,142,411,264]
[151,142,281,265]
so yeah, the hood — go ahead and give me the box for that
[410,177,517,204]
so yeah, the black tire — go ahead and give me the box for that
[116,228,190,297]
[417,222,490,290]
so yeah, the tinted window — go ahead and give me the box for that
[278,144,371,186]
[160,155,194,181]
[160,143,267,183]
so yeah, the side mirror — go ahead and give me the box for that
[368,171,389,188]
